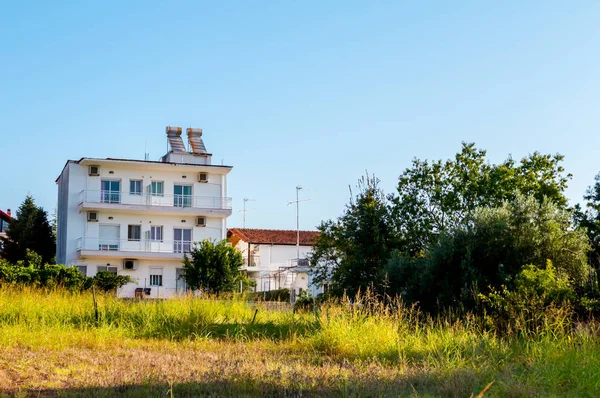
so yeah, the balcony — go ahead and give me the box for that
[78,190,232,216]
[242,255,261,270]
[76,237,195,260]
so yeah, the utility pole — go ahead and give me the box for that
[239,198,255,228]
[287,186,310,303]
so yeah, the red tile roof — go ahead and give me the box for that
[0,210,11,222]
[227,228,320,246]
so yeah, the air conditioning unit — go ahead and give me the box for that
[196,216,206,227]
[198,172,208,183]
[89,165,100,176]
[123,259,137,271]
[87,211,99,222]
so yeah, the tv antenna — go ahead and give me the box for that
[239,198,255,228]
[287,186,311,266]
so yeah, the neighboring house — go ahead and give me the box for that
[227,228,324,297]
[56,126,233,298]
[0,209,12,254]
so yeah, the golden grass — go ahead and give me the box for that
[0,288,599,397]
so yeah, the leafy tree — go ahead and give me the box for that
[93,271,134,293]
[0,195,56,265]
[386,194,590,312]
[310,174,397,296]
[574,172,600,270]
[50,208,57,241]
[182,239,249,295]
[392,143,571,255]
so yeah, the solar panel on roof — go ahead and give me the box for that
[165,126,186,153]
[187,128,208,154]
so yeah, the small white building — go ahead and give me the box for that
[56,126,233,298]
[227,228,324,297]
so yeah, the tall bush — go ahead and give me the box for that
[182,239,251,295]
[386,194,590,312]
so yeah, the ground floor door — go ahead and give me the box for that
[176,268,187,294]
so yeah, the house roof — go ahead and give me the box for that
[227,228,320,246]
[0,210,12,222]
[56,157,233,182]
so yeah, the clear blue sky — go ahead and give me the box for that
[1,1,599,230]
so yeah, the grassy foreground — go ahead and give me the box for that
[0,289,599,397]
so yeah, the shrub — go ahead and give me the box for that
[479,261,575,333]
[294,290,316,312]
[247,288,290,302]
[0,260,132,292]
[93,271,134,293]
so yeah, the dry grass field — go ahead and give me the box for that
[0,288,599,397]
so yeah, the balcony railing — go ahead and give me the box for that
[76,237,193,254]
[243,255,261,268]
[79,190,232,210]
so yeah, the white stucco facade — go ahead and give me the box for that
[56,127,233,298]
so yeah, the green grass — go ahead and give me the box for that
[0,288,599,397]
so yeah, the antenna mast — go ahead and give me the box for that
[239,198,255,228]
[287,186,311,303]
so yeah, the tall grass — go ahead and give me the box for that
[1,287,600,396]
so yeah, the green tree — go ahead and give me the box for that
[182,239,249,295]
[310,174,397,296]
[574,172,600,269]
[93,271,134,293]
[0,195,56,265]
[386,194,590,312]
[392,143,571,255]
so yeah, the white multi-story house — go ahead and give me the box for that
[56,126,232,298]
[227,228,325,297]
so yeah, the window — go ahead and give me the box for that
[174,185,192,207]
[150,226,163,241]
[0,218,8,233]
[128,225,141,241]
[97,265,118,274]
[149,268,163,286]
[130,180,142,195]
[75,265,87,275]
[101,180,121,203]
[151,181,164,196]
[173,228,192,253]
[99,224,120,251]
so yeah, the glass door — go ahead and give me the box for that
[176,268,187,294]
[174,185,192,207]
[173,228,192,253]
[101,180,121,203]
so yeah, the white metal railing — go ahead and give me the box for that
[76,237,193,254]
[79,190,232,210]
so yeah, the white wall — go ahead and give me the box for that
[63,162,88,265]
[235,242,314,270]
[75,256,185,298]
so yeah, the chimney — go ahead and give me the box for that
[6,209,11,217]
[186,128,208,154]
